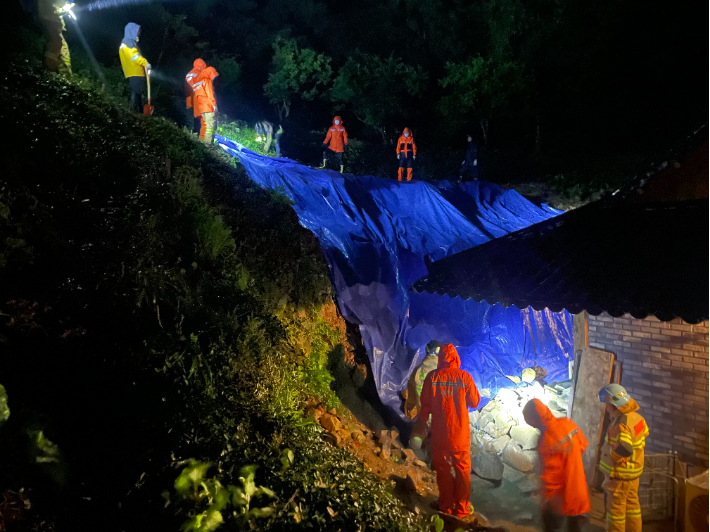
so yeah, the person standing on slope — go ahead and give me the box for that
[321,116,348,173]
[403,340,441,420]
[38,0,72,76]
[191,66,219,145]
[396,128,417,181]
[523,399,591,532]
[119,23,151,113]
[185,58,206,133]
[458,134,478,182]
[418,343,480,518]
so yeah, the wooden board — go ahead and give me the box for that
[569,347,615,486]
[590,360,624,489]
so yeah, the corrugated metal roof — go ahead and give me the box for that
[411,197,708,324]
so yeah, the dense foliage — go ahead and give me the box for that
[0,62,427,531]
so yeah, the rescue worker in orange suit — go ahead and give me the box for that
[417,343,480,518]
[523,399,591,532]
[185,58,206,134]
[321,116,348,173]
[598,384,648,532]
[191,66,219,145]
[396,128,417,181]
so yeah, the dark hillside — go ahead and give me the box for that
[0,63,425,532]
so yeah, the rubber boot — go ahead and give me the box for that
[319,159,326,169]
[407,168,413,181]
[340,165,344,174]
[398,167,404,181]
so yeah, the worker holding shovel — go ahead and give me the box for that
[119,22,151,114]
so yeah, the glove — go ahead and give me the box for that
[396,154,400,160]
[473,159,477,166]
[461,160,466,166]
[145,63,152,75]
[413,155,416,160]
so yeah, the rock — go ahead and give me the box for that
[476,413,494,431]
[493,410,513,426]
[328,408,338,416]
[506,375,521,383]
[501,441,534,473]
[523,450,539,471]
[335,428,351,446]
[485,421,512,440]
[480,388,491,398]
[319,413,342,433]
[491,434,511,454]
[468,409,480,427]
[510,425,540,450]
[471,451,504,481]
[379,441,391,460]
[521,368,536,383]
[482,399,498,413]
[405,469,423,494]
[390,428,400,441]
[351,431,367,445]
[502,463,526,483]
[414,459,428,468]
[516,474,540,494]
[402,448,417,463]
[480,435,497,454]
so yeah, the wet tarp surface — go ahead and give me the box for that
[216,136,574,412]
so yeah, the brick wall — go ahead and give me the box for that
[587,313,709,467]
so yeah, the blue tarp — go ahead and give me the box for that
[216,136,574,413]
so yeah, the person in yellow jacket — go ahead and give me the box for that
[38,0,72,76]
[598,384,649,532]
[119,23,151,113]
[402,340,441,419]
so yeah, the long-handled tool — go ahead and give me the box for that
[143,71,154,116]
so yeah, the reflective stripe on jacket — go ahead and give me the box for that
[119,43,148,78]
[185,59,206,109]
[599,398,648,480]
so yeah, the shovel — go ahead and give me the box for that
[143,71,154,116]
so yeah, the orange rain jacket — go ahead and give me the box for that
[420,344,480,453]
[185,58,206,110]
[396,128,417,157]
[323,116,348,153]
[192,66,219,116]
[529,399,591,516]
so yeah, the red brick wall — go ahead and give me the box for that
[587,313,709,467]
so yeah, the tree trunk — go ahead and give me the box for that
[479,119,489,145]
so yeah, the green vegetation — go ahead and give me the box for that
[0,61,426,531]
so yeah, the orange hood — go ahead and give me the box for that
[402,127,413,138]
[527,398,556,430]
[332,116,343,125]
[193,58,206,70]
[199,66,219,81]
[437,343,461,370]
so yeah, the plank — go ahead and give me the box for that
[569,347,615,485]
[590,359,624,489]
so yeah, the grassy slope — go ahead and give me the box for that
[0,62,425,532]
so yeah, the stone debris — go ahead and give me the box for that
[502,463,526,483]
[510,425,540,450]
[521,368,536,383]
[405,469,424,494]
[516,474,541,494]
[501,441,534,473]
[471,450,504,481]
[491,434,511,454]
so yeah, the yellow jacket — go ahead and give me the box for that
[119,44,148,78]
[599,398,649,480]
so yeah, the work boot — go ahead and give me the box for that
[340,165,344,174]
[318,159,326,169]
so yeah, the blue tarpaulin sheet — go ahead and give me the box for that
[216,136,574,413]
